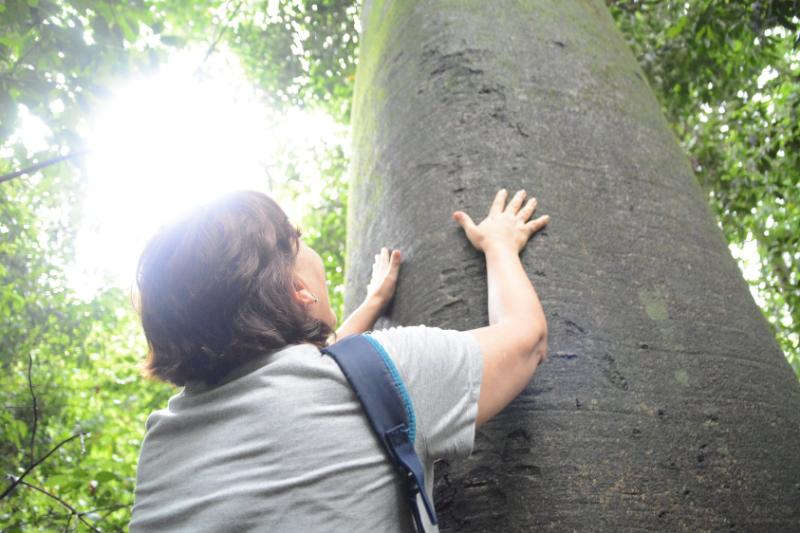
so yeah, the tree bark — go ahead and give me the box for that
[345,1,800,530]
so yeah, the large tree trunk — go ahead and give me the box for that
[344,1,800,530]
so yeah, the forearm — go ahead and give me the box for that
[329,296,385,343]
[484,244,547,341]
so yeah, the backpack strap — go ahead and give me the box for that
[320,333,437,532]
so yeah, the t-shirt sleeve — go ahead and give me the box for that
[366,324,483,461]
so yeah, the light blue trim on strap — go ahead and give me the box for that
[363,333,417,444]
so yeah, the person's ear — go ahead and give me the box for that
[292,275,316,305]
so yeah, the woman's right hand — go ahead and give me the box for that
[452,188,550,254]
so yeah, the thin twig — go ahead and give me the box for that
[79,503,127,516]
[27,354,38,468]
[8,38,43,75]
[0,433,83,500]
[85,504,127,526]
[194,0,246,77]
[18,480,101,533]
[2,8,44,77]
[0,150,90,185]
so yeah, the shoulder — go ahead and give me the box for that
[365,324,484,460]
[366,322,482,365]
[367,323,479,351]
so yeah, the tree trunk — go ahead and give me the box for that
[345,1,800,530]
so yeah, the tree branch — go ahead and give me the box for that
[84,504,128,527]
[755,234,795,297]
[27,354,38,468]
[18,480,101,533]
[194,0,246,77]
[8,37,43,76]
[0,433,83,501]
[0,150,90,185]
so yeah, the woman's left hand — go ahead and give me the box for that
[365,247,402,307]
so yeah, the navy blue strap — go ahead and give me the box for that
[321,333,437,531]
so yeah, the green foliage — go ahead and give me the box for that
[0,0,173,151]
[0,294,172,531]
[0,290,172,531]
[0,161,172,530]
[286,143,349,322]
[230,0,360,123]
[608,0,800,376]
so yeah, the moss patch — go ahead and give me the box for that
[638,287,669,322]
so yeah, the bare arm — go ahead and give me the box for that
[452,189,550,428]
[329,296,385,343]
[327,247,402,344]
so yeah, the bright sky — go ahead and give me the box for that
[61,47,347,299]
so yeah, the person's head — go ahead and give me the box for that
[135,190,337,387]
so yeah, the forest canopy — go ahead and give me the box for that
[0,0,797,530]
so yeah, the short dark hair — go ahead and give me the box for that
[135,190,332,386]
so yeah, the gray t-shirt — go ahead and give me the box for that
[130,324,483,532]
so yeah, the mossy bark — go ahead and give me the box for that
[346,1,800,530]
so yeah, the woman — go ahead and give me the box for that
[130,188,549,532]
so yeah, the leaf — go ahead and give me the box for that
[46,474,71,487]
[116,15,138,42]
[94,470,117,483]
[160,35,187,47]
[666,16,688,39]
